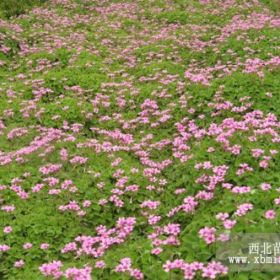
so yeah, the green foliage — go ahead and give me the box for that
[0,0,47,18]
[259,0,280,12]
[155,11,189,24]
[0,0,280,279]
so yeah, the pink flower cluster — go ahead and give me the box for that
[39,261,92,280]
[39,163,62,175]
[60,217,136,258]
[163,259,228,279]
[234,203,254,217]
[115,258,143,280]
[69,156,88,165]
[199,227,216,244]
[148,223,181,254]
[185,70,210,86]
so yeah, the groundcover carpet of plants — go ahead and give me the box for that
[0,0,280,279]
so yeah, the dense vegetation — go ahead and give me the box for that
[0,0,47,18]
[0,0,279,279]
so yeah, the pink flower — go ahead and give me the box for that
[40,243,50,250]
[215,212,229,221]
[148,215,161,225]
[115,258,143,280]
[64,266,92,280]
[23,243,33,250]
[14,260,24,268]
[61,242,77,253]
[217,233,230,242]
[260,183,271,191]
[39,164,62,175]
[223,219,236,229]
[151,247,163,255]
[115,258,132,272]
[82,200,91,208]
[1,205,15,212]
[70,156,88,165]
[274,197,280,205]
[39,261,63,278]
[265,210,276,219]
[0,244,10,252]
[199,227,216,244]
[234,203,253,217]
[3,226,12,234]
[185,70,210,86]
[95,261,106,268]
[140,200,160,210]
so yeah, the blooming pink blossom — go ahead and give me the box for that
[265,210,276,219]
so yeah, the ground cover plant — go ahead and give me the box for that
[0,0,280,279]
[0,0,47,18]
